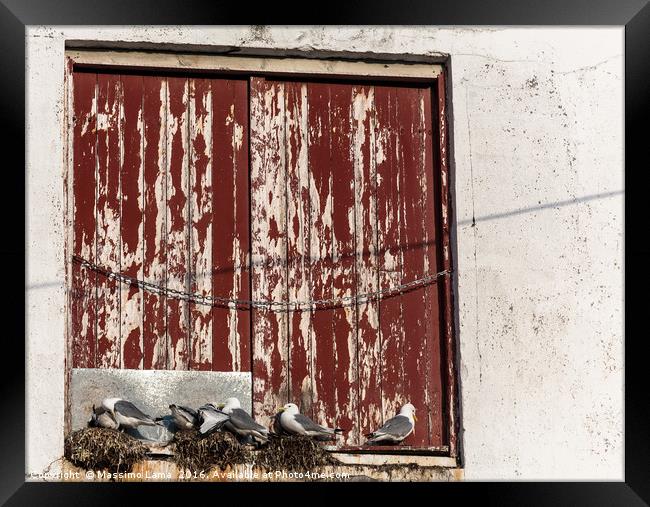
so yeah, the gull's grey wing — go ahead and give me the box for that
[370,415,412,438]
[175,405,198,420]
[229,408,267,433]
[293,413,331,433]
[114,400,153,421]
[198,407,229,435]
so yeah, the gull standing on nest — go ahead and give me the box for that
[101,397,161,431]
[277,403,344,441]
[217,397,269,445]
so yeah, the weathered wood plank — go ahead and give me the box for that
[71,71,97,368]
[188,78,213,371]
[329,83,359,445]
[250,77,288,425]
[437,72,457,456]
[142,76,167,370]
[95,73,122,368]
[397,86,429,446]
[165,77,190,370]
[352,85,382,441]
[285,81,313,412]
[374,85,406,424]
[120,74,144,369]
[420,86,444,446]
[212,79,250,372]
[307,83,335,427]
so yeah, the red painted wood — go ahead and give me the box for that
[188,78,213,371]
[95,73,122,368]
[285,81,313,412]
[374,85,406,424]
[437,72,458,456]
[120,74,144,369]
[211,79,250,372]
[420,86,444,446]
[353,85,382,441]
[396,86,430,446]
[329,83,358,444]
[142,76,167,370]
[165,77,190,370]
[250,77,288,425]
[306,83,335,428]
[71,71,97,368]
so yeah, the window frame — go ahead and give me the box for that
[64,47,459,467]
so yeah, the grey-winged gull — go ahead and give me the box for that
[278,403,343,441]
[101,397,160,431]
[364,403,417,445]
[217,397,269,444]
[89,404,119,430]
[168,404,199,431]
[197,403,229,436]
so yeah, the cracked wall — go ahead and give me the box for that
[26,26,623,480]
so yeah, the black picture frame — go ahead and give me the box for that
[6,1,648,504]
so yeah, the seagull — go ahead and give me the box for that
[277,403,344,441]
[101,397,161,431]
[365,403,417,445]
[88,404,119,430]
[217,397,269,445]
[197,403,230,436]
[168,404,199,431]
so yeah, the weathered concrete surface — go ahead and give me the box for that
[26,26,623,480]
[69,368,251,442]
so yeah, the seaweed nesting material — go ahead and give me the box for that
[64,427,147,473]
[171,430,252,472]
[255,435,339,471]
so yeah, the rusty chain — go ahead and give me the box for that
[71,255,452,311]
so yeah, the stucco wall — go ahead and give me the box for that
[26,26,623,480]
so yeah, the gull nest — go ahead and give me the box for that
[171,430,252,472]
[64,427,147,473]
[255,435,339,471]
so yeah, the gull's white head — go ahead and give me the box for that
[400,403,417,422]
[279,403,300,415]
[218,397,241,413]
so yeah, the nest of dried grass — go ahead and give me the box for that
[171,430,252,472]
[64,428,147,473]
[255,435,339,471]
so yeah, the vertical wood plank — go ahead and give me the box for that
[212,79,250,372]
[188,78,213,370]
[374,85,406,423]
[397,86,429,446]
[329,83,359,444]
[420,86,444,446]
[352,85,382,441]
[285,82,313,411]
[71,71,97,368]
[307,83,335,427]
[437,72,458,455]
[166,77,190,370]
[250,77,288,425]
[95,73,122,368]
[120,74,144,369]
[142,76,167,369]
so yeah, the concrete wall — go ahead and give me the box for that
[26,26,623,480]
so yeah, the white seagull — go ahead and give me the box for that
[217,397,269,444]
[89,404,119,430]
[365,403,417,445]
[278,403,343,441]
[169,404,199,431]
[197,403,230,436]
[101,397,160,431]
